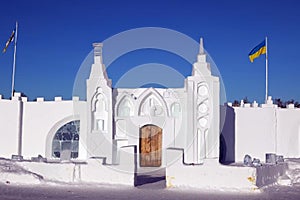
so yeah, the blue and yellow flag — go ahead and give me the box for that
[248,40,266,62]
[2,30,15,53]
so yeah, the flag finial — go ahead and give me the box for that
[93,43,103,64]
[199,37,204,55]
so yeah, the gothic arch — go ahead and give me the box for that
[135,88,169,117]
[91,90,108,112]
[116,94,134,117]
[91,87,108,131]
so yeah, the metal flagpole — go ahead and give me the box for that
[11,21,18,98]
[265,36,268,103]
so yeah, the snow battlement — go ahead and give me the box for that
[225,96,299,109]
[0,92,82,103]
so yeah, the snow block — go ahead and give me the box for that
[166,148,288,191]
[19,161,76,182]
[18,146,136,185]
[80,146,136,185]
[256,162,288,187]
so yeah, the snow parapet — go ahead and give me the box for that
[166,148,288,191]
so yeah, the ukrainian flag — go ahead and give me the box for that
[2,29,15,53]
[248,40,266,62]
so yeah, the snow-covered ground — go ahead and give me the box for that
[0,182,299,200]
[0,158,43,185]
[0,158,300,200]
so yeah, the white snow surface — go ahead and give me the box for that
[0,158,43,185]
[0,158,300,199]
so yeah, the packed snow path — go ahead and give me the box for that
[0,158,300,199]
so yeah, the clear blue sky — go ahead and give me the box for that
[0,0,300,103]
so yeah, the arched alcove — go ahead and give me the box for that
[91,88,108,131]
[52,120,80,159]
[136,88,169,117]
[117,96,134,117]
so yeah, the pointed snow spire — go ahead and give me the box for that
[197,37,207,63]
[192,37,211,76]
[93,43,103,64]
[199,37,204,55]
[89,42,109,81]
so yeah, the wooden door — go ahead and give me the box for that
[140,125,162,167]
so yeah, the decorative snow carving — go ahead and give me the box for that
[117,97,134,117]
[92,88,108,131]
[198,117,208,128]
[196,82,210,161]
[139,95,164,117]
[171,102,181,117]
[94,93,107,112]
[197,85,208,96]
[198,103,208,114]
[196,83,210,129]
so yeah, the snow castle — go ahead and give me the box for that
[0,39,299,189]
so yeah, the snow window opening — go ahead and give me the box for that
[52,120,80,159]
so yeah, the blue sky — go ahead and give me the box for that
[0,0,300,103]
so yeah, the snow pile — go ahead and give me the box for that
[0,158,43,185]
[286,158,300,184]
[277,158,300,186]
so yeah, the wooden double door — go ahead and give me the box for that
[140,125,162,167]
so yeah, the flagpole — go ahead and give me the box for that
[11,21,18,98]
[265,36,268,103]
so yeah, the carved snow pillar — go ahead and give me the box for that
[185,38,220,164]
[86,43,113,163]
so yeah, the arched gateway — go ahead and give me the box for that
[139,124,162,167]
